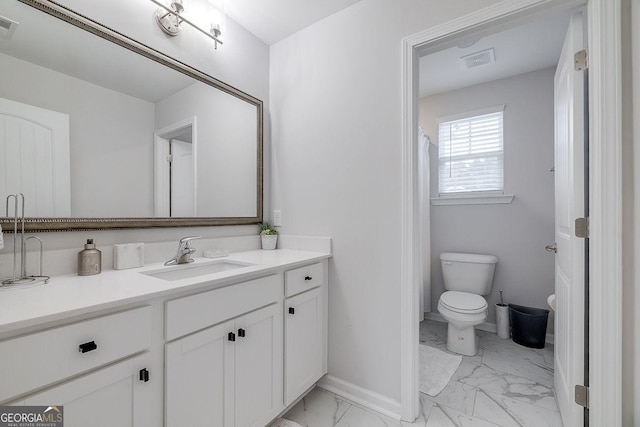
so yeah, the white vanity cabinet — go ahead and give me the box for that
[0,251,330,427]
[16,353,153,427]
[0,306,154,426]
[284,262,328,405]
[165,275,284,427]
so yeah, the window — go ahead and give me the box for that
[438,106,504,196]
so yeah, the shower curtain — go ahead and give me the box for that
[418,127,431,317]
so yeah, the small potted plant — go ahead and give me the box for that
[259,221,278,250]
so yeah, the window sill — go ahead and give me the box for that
[430,194,514,206]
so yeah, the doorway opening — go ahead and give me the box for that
[416,9,581,426]
[400,1,623,425]
[154,117,197,217]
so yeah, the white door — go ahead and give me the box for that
[234,303,283,427]
[284,287,324,405]
[0,97,70,216]
[153,120,196,217]
[165,320,231,427]
[170,138,195,216]
[553,12,586,427]
[154,136,171,217]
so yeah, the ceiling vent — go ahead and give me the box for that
[460,48,495,69]
[0,15,19,39]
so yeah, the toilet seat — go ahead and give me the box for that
[439,291,487,314]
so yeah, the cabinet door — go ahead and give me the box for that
[233,303,283,427]
[21,354,152,427]
[284,287,325,405]
[165,320,233,427]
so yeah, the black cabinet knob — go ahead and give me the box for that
[238,328,246,338]
[304,276,312,281]
[139,368,150,382]
[79,341,97,353]
[289,307,295,315]
[228,332,236,342]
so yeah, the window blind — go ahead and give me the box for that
[438,110,504,195]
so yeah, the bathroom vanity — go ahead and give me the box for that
[0,2,328,425]
[0,249,329,427]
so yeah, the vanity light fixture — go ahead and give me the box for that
[151,0,224,49]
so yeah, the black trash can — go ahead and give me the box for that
[508,304,549,348]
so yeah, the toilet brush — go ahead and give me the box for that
[496,290,510,339]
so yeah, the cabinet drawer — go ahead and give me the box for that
[285,263,323,297]
[0,306,152,403]
[166,274,282,341]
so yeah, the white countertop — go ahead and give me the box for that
[0,249,330,334]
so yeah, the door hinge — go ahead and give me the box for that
[166,154,173,163]
[575,217,589,238]
[575,384,589,408]
[574,49,588,71]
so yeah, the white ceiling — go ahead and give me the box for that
[222,0,363,45]
[419,12,572,98]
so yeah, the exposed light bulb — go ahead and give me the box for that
[210,22,221,38]
[208,1,226,36]
[171,0,184,14]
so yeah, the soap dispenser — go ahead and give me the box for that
[78,239,102,276]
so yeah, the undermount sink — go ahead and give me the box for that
[141,260,254,281]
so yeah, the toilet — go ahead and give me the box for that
[437,252,498,356]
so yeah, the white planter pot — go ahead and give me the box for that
[261,234,278,250]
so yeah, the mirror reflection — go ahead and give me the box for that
[0,0,261,222]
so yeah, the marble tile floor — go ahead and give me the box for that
[276,319,562,427]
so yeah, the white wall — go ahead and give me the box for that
[420,68,556,331]
[270,0,501,406]
[0,0,271,267]
[155,82,258,217]
[624,0,639,424]
[0,53,156,217]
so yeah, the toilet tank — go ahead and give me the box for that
[440,252,498,295]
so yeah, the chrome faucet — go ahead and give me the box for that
[165,236,201,266]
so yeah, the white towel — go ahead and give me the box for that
[419,344,462,396]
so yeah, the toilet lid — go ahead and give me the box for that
[440,291,487,313]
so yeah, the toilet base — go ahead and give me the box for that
[446,322,478,356]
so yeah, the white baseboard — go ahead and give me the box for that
[424,312,554,345]
[316,375,401,420]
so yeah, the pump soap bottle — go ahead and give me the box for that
[78,239,102,276]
